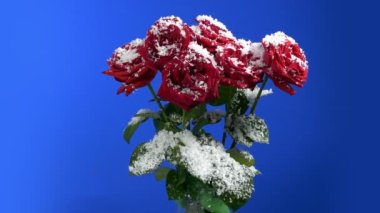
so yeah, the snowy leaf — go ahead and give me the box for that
[124,109,159,143]
[164,103,183,124]
[239,87,273,106]
[230,90,249,115]
[227,114,269,147]
[228,149,255,167]
[200,194,230,213]
[192,110,226,134]
[129,130,178,175]
[171,131,257,200]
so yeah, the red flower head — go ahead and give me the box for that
[141,16,194,70]
[192,15,236,53]
[158,42,221,111]
[104,39,157,95]
[216,39,265,89]
[262,31,309,95]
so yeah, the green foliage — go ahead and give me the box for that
[200,194,230,213]
[166,170,186,200]
[123,110,158,143]
[209,86,237,106]
[228,148,255,167]
[192,110,225,134]
[227,114,269,146]
[230,90,250,115]
[155,167,172,181]
[185,104,207,121]
[129,143,150,175]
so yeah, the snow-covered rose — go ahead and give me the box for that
[141,16,194,70]
[216,41,264,89]
[104,39,157,95]
[192,15,236,53]
[158,42,220,111]
[262,31,308,95]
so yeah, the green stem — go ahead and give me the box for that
[229,140,237,149]
[249,75,269,115]
[147,84,169,122]
[221,131,227,146]
[229,75,269,150]
[182,110,186,130]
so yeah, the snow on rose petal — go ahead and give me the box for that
[216,40,264,89]
[157,42,220,111]
[192,15,236,53]
[141,16,195,70]
[262,31,308,95]
[104,39,157,95]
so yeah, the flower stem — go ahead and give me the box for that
[221,131,227,146]
[182,110,187,130]
[229,75,269,150]
[229,140,237,149]
[249,75,269,115]
[147,84,169,122]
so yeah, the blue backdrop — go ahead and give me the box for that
[1,0,379,212]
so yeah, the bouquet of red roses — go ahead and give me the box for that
[104,15,308,213]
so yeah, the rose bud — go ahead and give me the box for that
[192,15,236,53]
[158,42,220,111]
[216,40,264,89]
[103,39,157,95]
[141,16,194,70]
[262,31,308,95]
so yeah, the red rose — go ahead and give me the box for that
[192,15,236,53]
[158,42,220,111]
[262,31,308,95]
[141,16,194,70]
[104,39,157,95]
[216,40,264,89]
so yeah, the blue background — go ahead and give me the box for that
[1,0,379,212]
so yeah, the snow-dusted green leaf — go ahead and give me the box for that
[239,87,273,106]
[220,180,253,211]
[192,110,226,134]
[228,148,255,167]
[168,131,256,200]
[227,114,269,147]
[200,194,230,213]
[129,130,177,175]
[123,109,160,143]
[230,90,249,115]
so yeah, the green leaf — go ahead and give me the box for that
[166,170,186,200]
[209,86,237,106]
[220,179,254,211]
[153,119,165,132]
[200,194,230,213]
[221,191,251,211]
[185,104,206,120]
[228,148,255,167]
[192,110,225,134]
[230,90,250,115]
[129,142,156,175]
[155,167,172,181]
[227,114,269,147]
[164,103,183,124]
[123,109,159,143]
